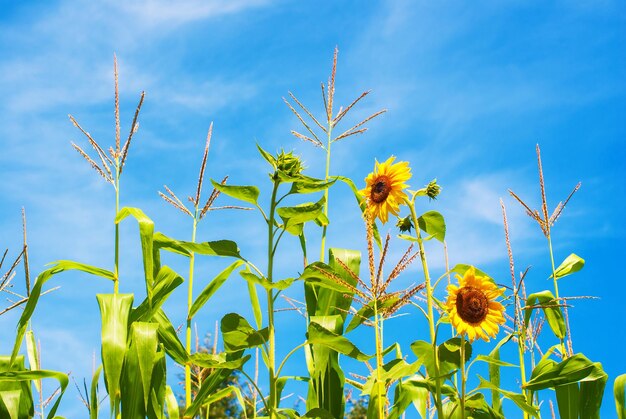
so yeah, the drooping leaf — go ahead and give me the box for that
[97,293,133,414]
[417,211,446,242]
[239,268,296,291]
[289,176,336,195]
[346,297,398,333]
[525,354,606,391]
[221,313,269,352]
[299,262,355,295]
[524,290,566,339]
[152,309,188,365]
[551,253,585,280]
[0,356,34,419]
[306,322,371,361]
[189,260,244,319]
[477,376,539,416]
[130,265,184,323]
[154,232,242,259]
[277,197,326,231]
[10,260,117,366]
[115,207,155,302]
[0,365,68,419]
[449,264,495,282]
[211,180,260,205]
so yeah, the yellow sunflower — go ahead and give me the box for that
[361,156,411,223]
[445,267,506,342]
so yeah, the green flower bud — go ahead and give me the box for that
[396,215,414,233]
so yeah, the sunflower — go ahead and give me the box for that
[445,267,506,342]
[361,156,411,223]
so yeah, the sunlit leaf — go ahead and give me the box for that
[211,180,260,205]
[551,253,585,280]
[221,313,269,352]
[307,322,371,361]
[477,376,538,416]
[0,356,34,419]
[615,373,626,419]
[97,293,133,413]
[524,290,566,339]
[189,260,244,319]
[417,211,446,242]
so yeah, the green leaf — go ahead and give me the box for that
[153,309,188,365]
[556,383,579,419]
[307,322,371,361]
[477,376,538,416]
[130,265,184,323]
[303,407,335,418]
[115,207,155,302]
[0,367,68,419]
[579,366,607,419]
[90,365,102,419]
[97,293,133,413]
[551,253,585,280]
[449,264,494,282]
[524,290,566,339]
[246,280,263,329]
[189,353,248,370]
[439,338,472,376]
[189,260,244,319]
[129,322,159,412]
[289,176,336,195]
[25,331,40,394]
[239,268,296,291]
[615,373,626,419]
[389,379,429,419]
[154,231,242,259]
[256,143,276,167]
[211,180,259,205]
[417,211,445,242]
[221,313,269,352]
[525,354,607,391]
[164,385,179,419]
[299,262,356,295]
[277,196,326,230]
[0,356,34,419]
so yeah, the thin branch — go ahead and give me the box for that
[333,109,387,142]
[283,98,321,144]
[71,143,112,183]
[333,90,370,125]
[290,130,323,148]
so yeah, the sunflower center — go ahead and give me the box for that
[456,287,489,324]
[370,175,392,203]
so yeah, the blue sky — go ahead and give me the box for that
[1,0,624,417]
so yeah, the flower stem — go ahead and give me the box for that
[547,234,568,357]
[373,300,386,418]
[114,164,120,294]
[407,199,443,418]
[184,214,198,409]
[319,121,333,262]
[267,178,280,418]
[459,335,466,419]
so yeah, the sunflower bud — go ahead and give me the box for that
[396,215,413,233]
[416,179,441,200]
[272,150,304,180]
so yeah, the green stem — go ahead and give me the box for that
[407,199,443,418]
[267,178,280,418]
[114,165,120,294]
[547,234,567,357]
[185,214,198,409]
[373,300,386,418]
[319,121,333,262]
[459,335,466,419]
